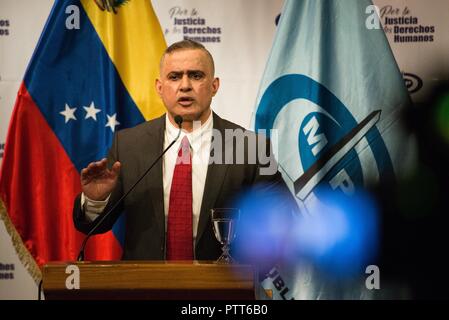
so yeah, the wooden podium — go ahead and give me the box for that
[42,261,256,300]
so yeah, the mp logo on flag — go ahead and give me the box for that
[255,74,394,203]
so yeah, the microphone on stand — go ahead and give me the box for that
[77,115,184,261]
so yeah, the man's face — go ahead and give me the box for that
[156,49,219,125]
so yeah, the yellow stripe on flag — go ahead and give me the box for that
[81,0,166,120]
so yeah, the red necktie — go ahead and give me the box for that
[166,136,193,260]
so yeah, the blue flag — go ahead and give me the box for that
[254,0,413,299]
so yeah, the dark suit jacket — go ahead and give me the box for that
[73,112,295,261]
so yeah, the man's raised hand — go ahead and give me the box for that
[80,158,121,201]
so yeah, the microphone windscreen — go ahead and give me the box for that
[174,115,183,126]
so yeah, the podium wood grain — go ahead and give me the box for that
[42,261,256,300]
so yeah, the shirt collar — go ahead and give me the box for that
[165,111,213,152]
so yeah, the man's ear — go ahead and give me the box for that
[212,77,220,96]
[155,78,162,96]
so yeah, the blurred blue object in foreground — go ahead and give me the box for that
[233,185,379,279]
[231,184,296,270]
[291,189,379,278]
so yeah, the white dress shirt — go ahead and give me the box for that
[82,112,213,243]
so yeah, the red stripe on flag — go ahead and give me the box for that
[0,83,122,265]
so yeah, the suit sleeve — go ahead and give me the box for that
[72,132,125,235]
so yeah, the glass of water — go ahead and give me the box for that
[210,208,240,264]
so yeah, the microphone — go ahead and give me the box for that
[77,115,184,261]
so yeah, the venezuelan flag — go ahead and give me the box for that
[0,0,166,279]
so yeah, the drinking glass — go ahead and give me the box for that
[210,208,240,264]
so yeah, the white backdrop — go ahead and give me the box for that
[0,0,56,299]
[0,0,448,299]
[375,0,449,103]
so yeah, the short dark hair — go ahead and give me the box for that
[160,39,215,75]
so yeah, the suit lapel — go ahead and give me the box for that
[196,112,230,246]
[143,115,166,237]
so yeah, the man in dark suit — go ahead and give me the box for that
[73,40,296,262]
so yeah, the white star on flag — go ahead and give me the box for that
[60,104,77,123]
[83,101,101,121]
[105,113,120,132]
